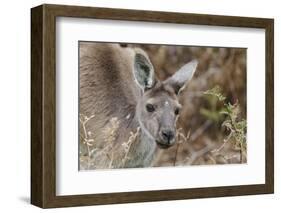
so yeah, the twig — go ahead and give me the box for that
[79,114,95,169]
[184,140,215,165]
[173,143,181,166]
[121,127,140,167]
[189,120,212,143]
[211,130,233,153]
[174,128,190,166]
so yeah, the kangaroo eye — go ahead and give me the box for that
[175,108,180,115]
[146,104,155,112]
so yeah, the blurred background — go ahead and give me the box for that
[127,43,247,166]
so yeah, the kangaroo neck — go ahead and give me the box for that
[124,122,157,168]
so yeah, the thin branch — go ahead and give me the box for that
[189,120,212,143]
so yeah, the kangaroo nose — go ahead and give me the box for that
[161,130,175,143]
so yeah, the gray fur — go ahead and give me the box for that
[79,43,197,169]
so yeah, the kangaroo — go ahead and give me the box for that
[79,42,197,169]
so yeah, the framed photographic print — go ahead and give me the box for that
[31,4,274,208]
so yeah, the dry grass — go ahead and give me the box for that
[80,45,247,169]
[80,98,246,170]
[155,87,247,167]
[80,116,140,170]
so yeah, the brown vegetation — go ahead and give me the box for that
[80,44,247,169]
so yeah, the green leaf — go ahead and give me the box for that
[203,86,226,102]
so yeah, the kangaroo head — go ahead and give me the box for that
[133,49,198,149]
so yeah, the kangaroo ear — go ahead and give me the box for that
[164,60,198,95]
[133,51,155,90]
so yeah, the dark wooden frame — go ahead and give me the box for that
[31,4,274,208]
